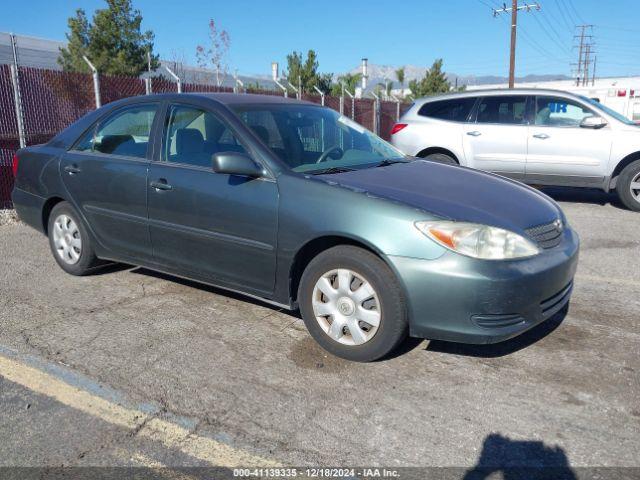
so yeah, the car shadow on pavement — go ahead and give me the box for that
[129,267,301,314]
[425,307,568,358]
[463,433,577,480]
[539,186,625,209]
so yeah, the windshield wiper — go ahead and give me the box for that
[308,166,356,175]
[373,158,408,168]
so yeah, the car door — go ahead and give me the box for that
[60,103,158,262]
[462,95,529,180]
[147,101,279,296]
[526,95,612,185]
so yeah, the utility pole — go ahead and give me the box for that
[493,2,541,89]
[583,44,590,87]
[592,56,597,86]
[572,25,594,87]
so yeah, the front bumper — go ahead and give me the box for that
[386,228,580,344]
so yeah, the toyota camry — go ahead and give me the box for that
[12,93,579,361]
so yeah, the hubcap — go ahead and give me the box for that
[52,214,82,265]
[311,268,381,346]
[630,172,640,202]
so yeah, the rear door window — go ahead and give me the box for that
[418,98,476,122]
[73,104,157,159]
[476,96,527,125]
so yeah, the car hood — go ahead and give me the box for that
[317,160,562,233]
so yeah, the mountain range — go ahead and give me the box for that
[347,63,572,88]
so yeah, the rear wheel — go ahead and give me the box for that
[422,152,457,165]
[616,160,640,211]
[298,246,408,362]
[48,202,101,275]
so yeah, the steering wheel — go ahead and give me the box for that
[316,145,344,164]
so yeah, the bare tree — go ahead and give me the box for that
[168,48,188,81]
[195,19,230,87]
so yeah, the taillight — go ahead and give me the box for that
[11,153,19,178]
[391,123,408,135]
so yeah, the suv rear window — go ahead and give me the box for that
[417,98,476,122]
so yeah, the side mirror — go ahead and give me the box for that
[212,152,263,177]
[580,115,607,129]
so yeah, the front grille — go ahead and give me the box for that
[525,220,564,249]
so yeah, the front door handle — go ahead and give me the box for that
[64,164,81,175]
[466,131,482,137]
[150,179,172,191]
[533,133,550,139]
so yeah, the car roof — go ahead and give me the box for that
[412,88,587,105]
[111,92,317,108]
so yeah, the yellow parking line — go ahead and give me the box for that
[0,354,278,467]
[126,451,202,480]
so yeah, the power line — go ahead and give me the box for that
[537,1,571,41]
[597,25,640,34]
[551,0,573,31]
[495,13,569,63]
[531,6,571,53]
[566,0,586,25]
[558,0,578,26]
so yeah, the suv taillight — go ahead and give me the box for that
[391,123,408,135]
[11,153,19,178]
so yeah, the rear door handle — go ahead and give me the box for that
[466,131,482,137]
[64,164,81,174]
[533,133,550,139]
[150,179,172,191]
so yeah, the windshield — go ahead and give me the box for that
[581,96,637,126]
[232,103,407,172]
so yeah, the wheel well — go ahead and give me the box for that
[416,147,459,164]
[611,152,640,187]
[41,197,65,235]
[289,236,381,304]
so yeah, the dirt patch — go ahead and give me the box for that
[288,337,350,374]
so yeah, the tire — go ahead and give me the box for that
[422,152,458,165]
[298,246,408,362]
[47,201,101,275]
[616,160,640,212]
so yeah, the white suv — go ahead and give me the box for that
[390,89,640,211]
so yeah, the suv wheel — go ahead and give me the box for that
[48,202,102,275]
[298,246,408,362]
[422,152,457,165]
[616,160,640,211]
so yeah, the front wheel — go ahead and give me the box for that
[298,246,408,362]
[616,160,640,211]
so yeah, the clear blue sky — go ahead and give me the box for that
[2,0,639,78]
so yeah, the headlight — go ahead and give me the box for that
[415,221,540,260]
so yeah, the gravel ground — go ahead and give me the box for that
[0,209,19,226]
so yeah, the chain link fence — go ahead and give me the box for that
[0,62,409,208]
